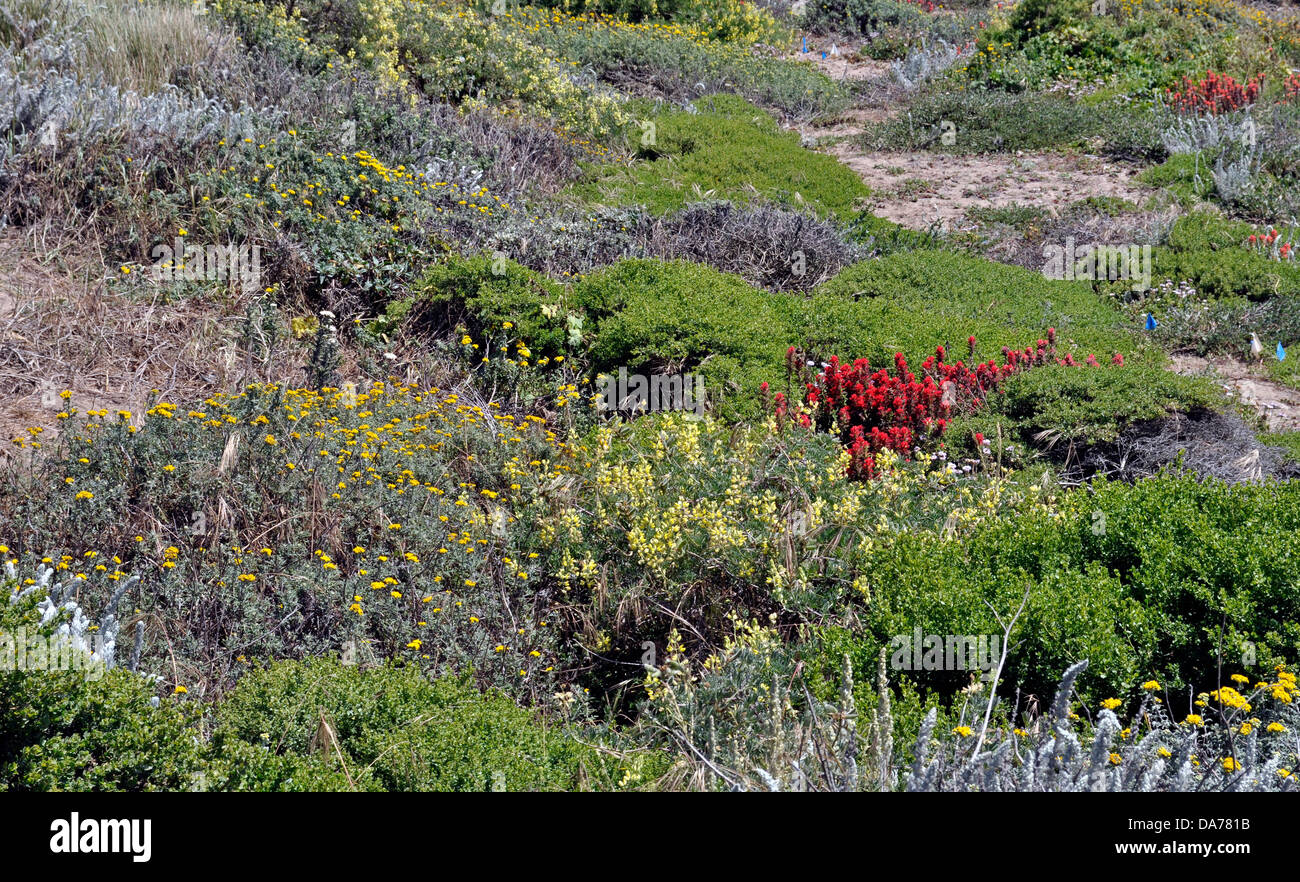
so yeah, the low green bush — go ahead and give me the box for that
[566,95,869,218]
[952,363,1220,448]
[834,474,1300,705]
[209,658,610,791]
[0,589,202,792]
[860,89,1163,160]
[1150,247,1300,300]
[1143,213,1300,300]
[802,250,1140,367]
[574,258,802,418]
[411,253,570,354]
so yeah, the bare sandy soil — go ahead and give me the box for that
[785,53,1153,231]
[829,149,1152,230]
[1170,353,1300,432]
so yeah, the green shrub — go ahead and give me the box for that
[1145,212,1300,300]
[0,588,202,792]
[574,258,802,417]
[849,474,1300,703]
[1006,0,1091,42]
[1165,211,1257,252]
[2,381,580,703]
[567,95,869,218]
[802,250,1139,367]
[208,658,609,791]
[412,253,570,354]
[1151,248,1300,300]
[952,362,1220,448]
[1136,153,1216,205]
[861,89,1162,160]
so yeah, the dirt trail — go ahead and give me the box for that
[788,51,1152,230]
[830,149,1150,230]
[1170,353,1300,433]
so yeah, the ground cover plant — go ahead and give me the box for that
[1,0,1299,798]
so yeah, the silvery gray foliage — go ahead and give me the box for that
[0,48,259,170]
[4,559,143,673]
[1160,110,1255,155]
[1210,139,1260,205]
[902,660,1300,792]
[892,39,964,92]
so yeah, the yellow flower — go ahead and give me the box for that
[1141,680,1161,691]
[953,726,973,737]
[1101,698,1121,710]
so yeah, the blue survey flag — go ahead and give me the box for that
[1145,313,1157,331]
[1279,342,1287,361]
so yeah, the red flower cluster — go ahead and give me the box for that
[1247,227,1295,262]
[776,332,1122,480]
[902,0,939,11]
[1286,73,1300,102]
[1167,70,1263,115]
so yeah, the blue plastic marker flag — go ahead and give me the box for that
[803,36,808,53]
[1279,342,1287,361]
[821,50,827,59]
[1145,313,1158,331]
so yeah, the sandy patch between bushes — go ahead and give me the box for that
[1170,353,1300,433]
[828,149,1152,231]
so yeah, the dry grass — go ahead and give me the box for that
[78,0,232,94]
[0,226,306,464]
[2,0,229,94]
